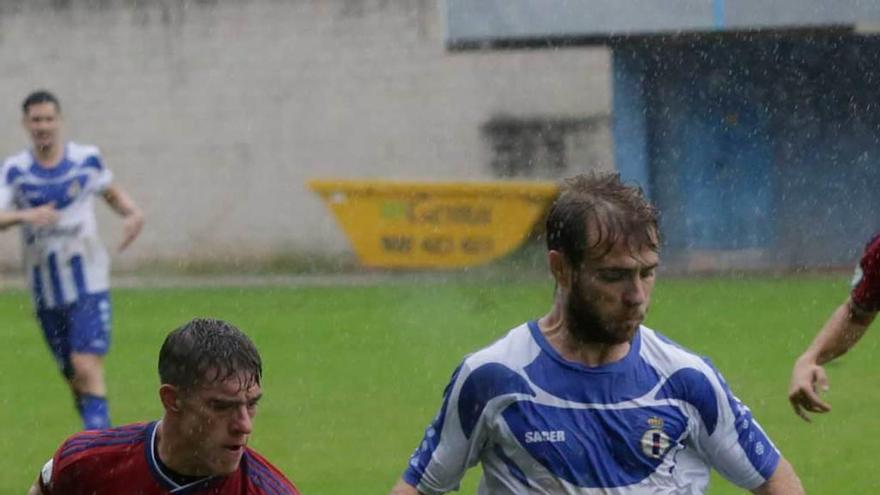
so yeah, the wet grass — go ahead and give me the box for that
[0,274,875,493]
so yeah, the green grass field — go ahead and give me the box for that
[1,275,878,493]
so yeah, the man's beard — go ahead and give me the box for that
[565,281,639,345]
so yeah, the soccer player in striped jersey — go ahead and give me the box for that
[390,173,804,494]
[28,318,300,495]
[789,233,880,420]
[0,90,144,430]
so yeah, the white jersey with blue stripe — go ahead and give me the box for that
[403,321,780,494]
[0,142,113,309]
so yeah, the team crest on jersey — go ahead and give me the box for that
[67,179,81,200]
[640,416,671,459]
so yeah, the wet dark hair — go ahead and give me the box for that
[545,172,659,267]
[22,90,61,114]
[158,318,262,392]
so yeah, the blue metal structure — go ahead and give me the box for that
[446,2,880,268]
[613,35,880,266]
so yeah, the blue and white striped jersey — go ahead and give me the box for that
[404,321,780,494]
[0,142,113,309]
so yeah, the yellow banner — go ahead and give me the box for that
[309,179,559,268]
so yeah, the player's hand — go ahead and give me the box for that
[23,204,60,226]
[118,210,144,252]
[788,357,831,422]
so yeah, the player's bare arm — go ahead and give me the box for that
[788,297,877,421]
[101,184,144,251]
[26,475,43,495]
[388,479,421,495]
[751,458,804,495]
[0,203,59,230]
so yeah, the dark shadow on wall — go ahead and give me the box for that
[482,114,610,178]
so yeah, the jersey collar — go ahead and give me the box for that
[527,320,643,374]
[28,142,72,179]
[144,421,222,494]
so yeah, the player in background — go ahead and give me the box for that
[27,317,300,495]
[0,90,144,430]
[788,233,880,421]
[390,173,803,495]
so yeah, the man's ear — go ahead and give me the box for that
[548,250,572,290]
[159,384,182,414]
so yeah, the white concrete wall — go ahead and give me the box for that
[0,0,611,270]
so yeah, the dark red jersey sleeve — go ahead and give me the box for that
[852,233,880,312]
[42,423,153,495]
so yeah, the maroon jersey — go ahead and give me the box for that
[852,233,880,312]
[39,422,299,495]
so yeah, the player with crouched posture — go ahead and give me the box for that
[28,318,300,495]
[390,173,803,494]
